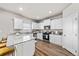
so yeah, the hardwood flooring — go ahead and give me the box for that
[34,40,74,56]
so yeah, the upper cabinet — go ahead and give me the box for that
[43,19,51,26]
[51,18,63,29]
[23,23,32,30]
[23,20,32,29]
[39,22,44,29]
[23,20,32,32]
[13,17,32,30]
[14,17,23,29]
[32,22,39,29]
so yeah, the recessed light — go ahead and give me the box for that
[49,11,52,14]
[19,7,23,11]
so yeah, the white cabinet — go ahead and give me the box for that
[7,35,23,46]
[23,23,32,32]
[39,22,44,29]
[50,35,54,43]
[15,40,35,56]
[32,19,50,29]
[23,40,35,56]
[23,23,32,30]
[14,18,23,29]
[51,18,63,29]
[63,13,79,55]
[7,35,14,46]
[38,19,50,29]
[50,34,62,46]
[43,19,51,26]
[37,33,42,40]
[15,43,23,56]
[32,22,39,29]
[7,34,36,56]
[7,34,32,46]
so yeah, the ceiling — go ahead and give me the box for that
[0,3,71,20]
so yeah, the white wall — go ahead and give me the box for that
[0,11,31,38]
[63,3,79,17]
[0,11,14,38]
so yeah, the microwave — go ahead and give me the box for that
[44,25,50,30]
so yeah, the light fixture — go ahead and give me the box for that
[49,11,52,14]
[19,7,23,11]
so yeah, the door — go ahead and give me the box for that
[63,13,79,55]
[63,14,73,53]
[72,13,78,55]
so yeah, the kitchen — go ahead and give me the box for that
[0,3,79,56]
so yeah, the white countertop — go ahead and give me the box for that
[7,33,34,46]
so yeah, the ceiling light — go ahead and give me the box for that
[19,7,23,11]
[49,11,52,14]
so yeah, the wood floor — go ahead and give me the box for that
[34,40,74,56]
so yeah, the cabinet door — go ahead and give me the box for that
[56,35,62,46]
[39,33,43,40]
[23,40,35,56]
[40,22,44,29]
[15,43,23,56]
[14,36,23,44]
[43,19,50,26]
[37,33,39,39]
[23,23,32,29]
[50,35,54,43]
[32,22,39,29]
[50,35,62,46]
[51,19,63,29]
[14,18,23,29]
[32,22,36,29]
[7,35,14,46]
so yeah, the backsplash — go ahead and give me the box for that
[32,29,63,35]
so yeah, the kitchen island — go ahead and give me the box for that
[7,33,36,56]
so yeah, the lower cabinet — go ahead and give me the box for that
[15,40,36,56]
[23,40,35,56]
[50,34,62,46]
[15,43,23,56]
[37,33,43,40]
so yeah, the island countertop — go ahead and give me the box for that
[7,33,35,46]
